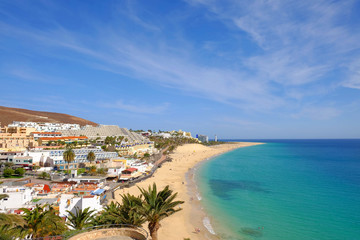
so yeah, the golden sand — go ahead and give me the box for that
[114,142,263,240]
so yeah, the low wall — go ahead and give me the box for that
[67,227,147,240]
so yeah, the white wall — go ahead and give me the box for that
[0,187,33,211]
[107,167,125,176]
[130,163,149,173]
[26,151,50,165]
[59,194,103,218]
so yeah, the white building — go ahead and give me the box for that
[59,194,103,218]
[6,156,33,168]
[30,132,62,140]
[156,133,172,138]
[60,125,146,143]
[9,121,81,132]
[67,176,107,186]
[25,147,118,169]
[197,134,209,143]
[130,161,152,173]
[0,186,33,212]
[107,167,125,178]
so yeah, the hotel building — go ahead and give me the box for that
[26,148,118,170]
[0,126,38,151]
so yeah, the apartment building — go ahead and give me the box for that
[31,132,62,140]
[0,126,38,150]
[197,134,209,143]
[60,125,146,143]
[38,136,88,146]
[0,151,25,163]
[26,147,118,170]
[9,121,81,132]
[116,142,156,157]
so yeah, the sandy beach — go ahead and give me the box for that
[114,142,263,240]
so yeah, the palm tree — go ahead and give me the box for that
[118,194,145,226]
[138,183,184,240]
[87,151,96,165]
[63,148,75,171]
[95,201,120,225]
[66,207,95,230]
[96,195,145,227]
[0,194,9,200]
[0,213,26,239]
[21,204,67,238]
[89,165,97,175]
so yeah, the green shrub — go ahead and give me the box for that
[15,168,25,176]
[3,168,14,178]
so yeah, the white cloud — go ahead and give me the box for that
[342,59,360,90]
[187,0,360,89]
[291,106,341,120]
[99,100,170,114]
[0,0,359,119]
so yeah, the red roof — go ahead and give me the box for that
[14,209,24,214]
[43,184,51,193]
[83,195,95,198]
[125,168,138,172]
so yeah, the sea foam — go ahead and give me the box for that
[203,217,216,235]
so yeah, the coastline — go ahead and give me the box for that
[114,142,263,239]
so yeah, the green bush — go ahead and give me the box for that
[39,172,50,179]
[15,168,25,176]
[3,168,14,178]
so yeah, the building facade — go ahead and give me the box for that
[60,125,147,143]
[59,194,103,218]
[0,186,33,211]
[197,134,209,143]
[31,132,62,140]
[9,121,81,132]
[115,142,156,157]
[26,148,118,170]
[0,126,38,151]
[38,136,88,146]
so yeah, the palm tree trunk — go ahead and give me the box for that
[149,221,160,240]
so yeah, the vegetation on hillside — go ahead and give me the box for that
[149,136,198,154]
[201,140,227,146]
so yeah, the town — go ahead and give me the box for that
[0,121,210,222]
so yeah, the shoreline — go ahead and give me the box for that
[114,142,263,239]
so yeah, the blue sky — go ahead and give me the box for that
[1,0,360,139]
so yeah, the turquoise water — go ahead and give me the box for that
[197,140,360,240]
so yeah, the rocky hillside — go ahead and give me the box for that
[0,106,97,127]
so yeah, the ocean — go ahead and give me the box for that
[196,140,360,240]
